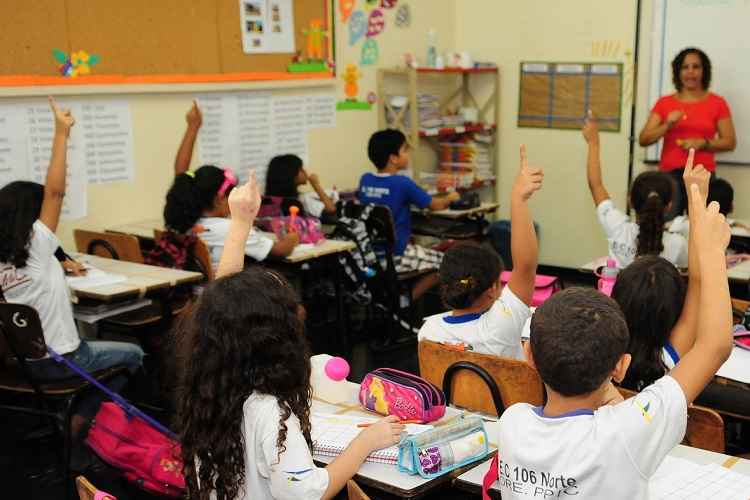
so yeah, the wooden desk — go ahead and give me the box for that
[312,381,495,499]
[285,239,356,263]
[453,443,750,496]
[69,253,203,302]
[425,202,500,220]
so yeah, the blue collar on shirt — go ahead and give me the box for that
[663,341,680,365]
[443,312,483,324]
[532,406,595,419]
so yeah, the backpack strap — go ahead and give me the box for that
[482,454,499,500]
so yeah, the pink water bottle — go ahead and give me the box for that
[597,258,618,297]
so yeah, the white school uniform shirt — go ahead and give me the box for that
[299,190,338,219]
[241,393,329,500]
[497,375,687,500]
[0,221,80,356]
[596,200,688,269]
[417,286,531,359]
[197,217,275,267]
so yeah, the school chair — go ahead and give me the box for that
[153,229,214,282]
[337,200,436,341]
[618,387,725,453]
[76,476,116,500]
[418,340,545,417]
[347,480,371,500]
[0,303,129,500]
[73,229,143,264]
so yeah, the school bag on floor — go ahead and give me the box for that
[47,347,185,498]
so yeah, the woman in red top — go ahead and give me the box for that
[639,47,736,216]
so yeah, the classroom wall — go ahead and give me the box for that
[55,0,456,249]
[455,0,637,268]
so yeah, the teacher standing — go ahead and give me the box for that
[639,47,736,216]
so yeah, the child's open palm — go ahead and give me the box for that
[513,144,544,201]
[49,97,75,135]
[228,171,261,225]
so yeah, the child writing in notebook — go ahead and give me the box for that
[583,111,688,268]
[176,172,403,500]
[264,154,337,218]
[496,177,733,498]
[417,145,542,358]
[166,102,298,267]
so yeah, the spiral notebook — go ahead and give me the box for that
[311,413,432,465]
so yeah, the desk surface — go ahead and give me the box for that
[416,202,500,219]
[312,381,497,499]
[69,253,203,302]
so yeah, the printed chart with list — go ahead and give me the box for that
[0,98,135,219]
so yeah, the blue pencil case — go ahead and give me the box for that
[397,416,489,478]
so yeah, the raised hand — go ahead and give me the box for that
[186,100,202,129]
[690,184,730,255]
[682,148,710,204]
[49,97,75,136]
[307,172,320,186]
[582,109,599,145]
[513,144,544,202]
[228,171,261,225]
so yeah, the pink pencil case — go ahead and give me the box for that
[734,325,750,350]
[359,368,446,423]
[500,271,560,307]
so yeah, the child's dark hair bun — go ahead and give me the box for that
[439,244,503,310]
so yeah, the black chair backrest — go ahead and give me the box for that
[0,303,47,361]
[86,239,120,260]
[442,361,506,417]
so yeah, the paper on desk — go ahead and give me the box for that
[289,243,316,259]
[716,347,750,384]
[66,267,127,290]
[650,455,750,499]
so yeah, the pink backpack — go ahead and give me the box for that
[87,402,185,497]
[500,271,560,306]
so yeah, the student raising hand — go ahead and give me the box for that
[228,171,261,226]
[186,100,202,130]
[513,144,544,201]
[217,171,261,278]
[582,109,599,146]
[49,96,75,135]
[682,148,710,204]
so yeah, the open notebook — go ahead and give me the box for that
[311,413,432,465]
[650,455,750,499]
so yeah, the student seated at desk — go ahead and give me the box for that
[0,98,143,438]
[418,145,543,358]
[264,154,337,218]
[496,182,733,499]
[583,112,688,268]
[669,177,746,238]
[358,129,459,298]
[176,173,402,500]
[168,102,298,266]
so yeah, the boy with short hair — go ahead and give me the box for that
[358,129,459,297]
[496,162,733,498]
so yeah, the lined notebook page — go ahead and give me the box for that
[311,413,432,465]
[650,456,750,499]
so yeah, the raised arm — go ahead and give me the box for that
[508,145,542,306]
[174,101,202,176]
[638,109,683,147]
[216,172,261,279]
[668,184,732,405]
[669,149,707,356]
[307,172,337,214]
[39,97,75,233]
[582,111,610,206]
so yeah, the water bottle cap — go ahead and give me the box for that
[324,357,350,381]
[606,258,617,268]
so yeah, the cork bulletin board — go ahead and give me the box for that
[518,62,623,131]
[0,0,334,87]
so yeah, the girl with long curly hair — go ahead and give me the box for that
[176,172,403,500]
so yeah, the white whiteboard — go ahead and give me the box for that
[647,0,750,164]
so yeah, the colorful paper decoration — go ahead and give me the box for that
[381,0,398,8]
[52,49,101,77]
[337,64,372,111]
[364,0,379,11]
[395,3,411,28]
[360,38,379,65]
[339,0,356,22]
[302,18,329,61]
[348,10,367,45]
[367,9,385,38]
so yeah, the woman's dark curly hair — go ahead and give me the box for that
[439,243,504,310]
[175,267,312,500]
[0,181,45,267]
[612,256,685,391]
[631,171,673,258]
[265,154,304,199]
[672,47,711,91]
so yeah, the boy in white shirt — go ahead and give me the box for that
[583,112,688,268]
[419,145,542,359]
[495,179,733,499]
